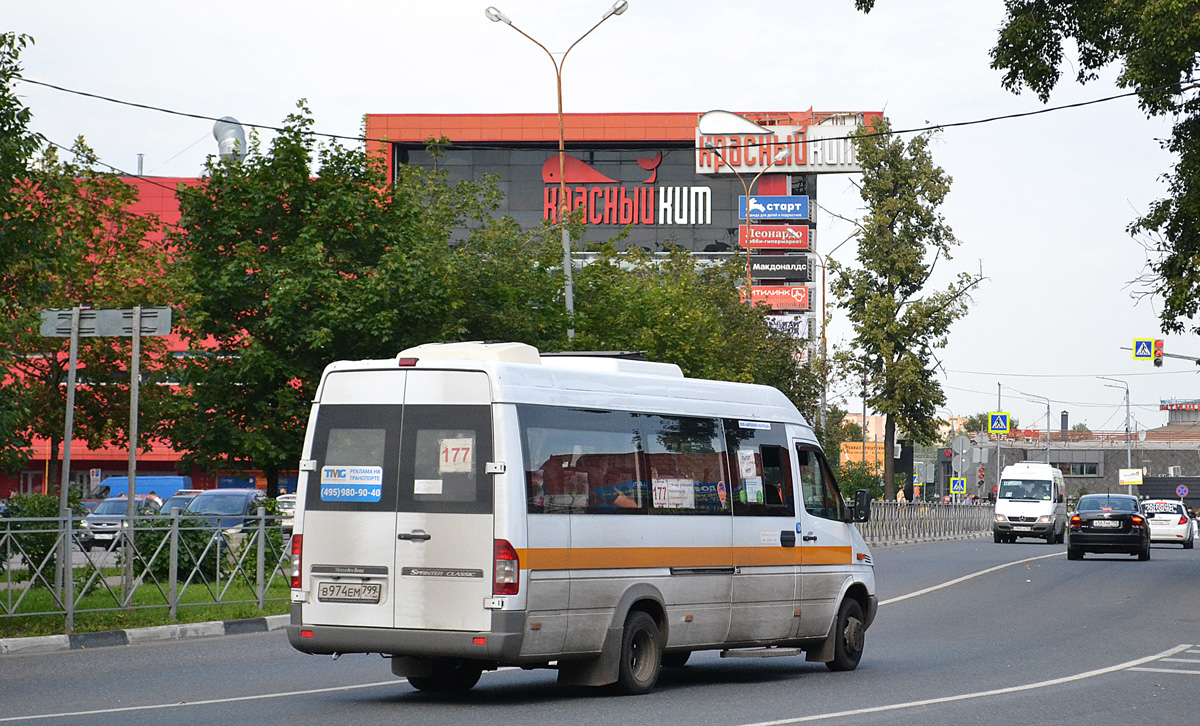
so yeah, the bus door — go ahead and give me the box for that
[393,370,495,632]
[793,443,855,638]
[727,420,799,643]
[302,371,406,630]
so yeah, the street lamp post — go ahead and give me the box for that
[486,2,628,342]
[1099,376,1133,494]
[702,140,789,304]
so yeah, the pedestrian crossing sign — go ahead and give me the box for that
[1132,339,1154,360]
[988,412,1010,434]
[950,477,966,494]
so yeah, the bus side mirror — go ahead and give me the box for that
[1057,493,1064,503]
[853,489,871,523]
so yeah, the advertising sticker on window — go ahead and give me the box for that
[320,466,383,502]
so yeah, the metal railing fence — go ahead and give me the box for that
[859,501,993,543]
[1,509,291,633]
[3,501,990,636]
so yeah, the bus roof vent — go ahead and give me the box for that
[396,341,542,365]
[539,355,684,377]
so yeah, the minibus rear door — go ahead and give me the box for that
[393,370,495,632]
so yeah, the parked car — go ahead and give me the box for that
[1067,493,1151,561]
[161,489,203,515]
[276,493,297,533]
[78,495,161,550]
[1140,499,1195,549]
[183,488,267,536]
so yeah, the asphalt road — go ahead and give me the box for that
[3,538,1198,725]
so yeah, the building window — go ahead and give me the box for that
[1056,463,1099,477]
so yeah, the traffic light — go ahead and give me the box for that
[977,466,985,483]
[1154,339,1164,367]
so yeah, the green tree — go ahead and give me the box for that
[0,33,56,473]
[854,1,1200,336]
[3,142,173,488]
[170,104,495,497]
[570,248,818,407]
[818,406,864,467]
[831,116,980,499]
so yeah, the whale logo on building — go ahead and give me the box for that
[542,152,663,185]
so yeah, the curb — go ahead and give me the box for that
[0,614,289,656]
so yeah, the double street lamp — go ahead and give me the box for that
[486,1,629,341]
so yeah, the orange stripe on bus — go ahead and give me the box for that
[517,546,852,571]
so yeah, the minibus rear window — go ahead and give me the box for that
[305,404,493,515]
[306,405,401,513]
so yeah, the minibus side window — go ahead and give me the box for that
[520,405,647,514]
[796,446,846,521]
[725,420,795,517]
[641,414,727,516]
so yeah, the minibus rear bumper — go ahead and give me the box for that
[287,605,526,662]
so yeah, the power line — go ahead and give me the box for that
[14,74,1189,155]
[946,368,1195,378]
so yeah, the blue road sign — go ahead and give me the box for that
[1133,339,1154,360]
[1178,484,1189,498]
[739,195,810,220]
[950,477,966,494]
[988,412,1010,434]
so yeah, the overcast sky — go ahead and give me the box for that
[7,1,1194,434]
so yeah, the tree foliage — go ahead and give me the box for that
[0,35,171,480]
[170,104,501,496]
[572,249,816,406]
[857,0,1200,335]
[831,116,977,498]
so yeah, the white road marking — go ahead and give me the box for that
[1128,667,1200,675]
[0,680,398,723]
[880,551,1062,606]
[738,644,1194,726]
[1160,657,1200,663]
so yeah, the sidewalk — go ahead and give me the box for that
[0,613,289,656]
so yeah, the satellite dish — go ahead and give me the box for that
[1138,430,1147,442]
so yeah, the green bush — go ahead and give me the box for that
[135,517,226,585]
[834,460,884,501]
[1,493,83,575]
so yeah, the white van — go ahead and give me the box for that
[286,342,876,694]
[993,461,1067,544]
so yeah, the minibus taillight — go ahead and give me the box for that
[290,535,303,589]
[397,357,418,367]
[494,539,519,596]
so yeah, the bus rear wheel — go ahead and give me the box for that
[614,611,662,695]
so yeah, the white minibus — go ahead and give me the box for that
[287,342,876,694]
[993,461,1067,544]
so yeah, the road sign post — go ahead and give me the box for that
[39,305,173,616]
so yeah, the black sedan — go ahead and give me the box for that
[1067,493,1151,560]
